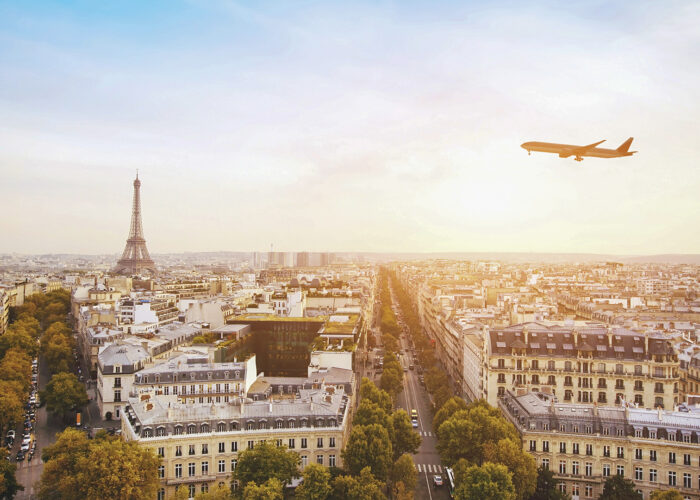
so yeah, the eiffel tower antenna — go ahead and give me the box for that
[112,173,156,275]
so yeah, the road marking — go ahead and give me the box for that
[424,471,434,500]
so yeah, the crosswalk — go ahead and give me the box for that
[418,431,433,437]
[415,464,443,473]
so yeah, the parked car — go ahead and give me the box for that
[433,475,443,487]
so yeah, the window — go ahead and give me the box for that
[301,438,308,449]
[176,446,183,457]
[529,440,537,452]
[317,455,324,465]
[247,440,254,450]
[158,465,164,478]
[276,439,283,447]
[329,437,335,448]
[572,443,579,455]
[635,448,642,460]
[650,469,657,482]
[603,464,610,477]
[585,485,593,498]
[603,446,610,457]
[542,441,550,452]
[175,464,182,478]
[585,444,593,456]
[617,447,624,459]
[585,462,592,477]
[201,484,208,494]
[188,462,195,477]
[635,467,642,480]
[202,444,208,454]
[616,465,624,477]
[329,454,336,467]
[559,461,566,474]
[158,488,165,500]
[114,390,121,402]
[218,460,225,473]
[114,377,121,388]
[158,447,165,458]
[231,441,238,452]
[317,438,324,448]
[548,361,555,370]
[669,452,676,464]
[196,460,206,475]
[301,455,308,467]
[542,458,549,469]
[572,461,579,475]
[289,439,295,449]
[218,442,225,453]
[668,471,677,487]
[684,453,691,465]
[560,442,566,453]
[189,485,196,498]
[497,359,505,368]
[683,473,691,488]
[497,374,506,383]
[650,450,657,461]
[231,459,237,471]
[189,445,196,456]
[603,427,610,436]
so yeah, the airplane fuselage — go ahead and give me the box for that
[521,138,636,161]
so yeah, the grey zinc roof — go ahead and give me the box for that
[99,344,150,368]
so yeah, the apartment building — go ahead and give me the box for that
[122,382,352,499]
[501,391,700,500]
[97,343,152,419]
[484,322,679,409]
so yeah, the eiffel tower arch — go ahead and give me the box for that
[113,174,157,275]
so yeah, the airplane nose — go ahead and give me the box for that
[520,142,529,149]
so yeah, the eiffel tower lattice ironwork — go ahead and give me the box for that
[113,173,157,275]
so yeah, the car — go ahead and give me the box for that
[411,420,418,428]
[433,475,443,487]
[411,409,418,418]
[15,452,25,462]
[6,431,15,441]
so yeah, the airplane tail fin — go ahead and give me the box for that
[616,137,634,153]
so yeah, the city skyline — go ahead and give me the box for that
[1,1,699,255]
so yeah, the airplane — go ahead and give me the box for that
[521,137,636,162]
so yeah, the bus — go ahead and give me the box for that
[445,467,455,498]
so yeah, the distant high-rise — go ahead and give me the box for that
[113,174,156,275]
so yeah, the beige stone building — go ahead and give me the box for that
[484,322,679,410]
[501,391,700,500]
[122,380,352,500]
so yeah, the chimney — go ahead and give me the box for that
[141,341,149,352]
[607,327,613,347]
[269,402,273,413]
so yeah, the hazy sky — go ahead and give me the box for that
[1,0,699,255]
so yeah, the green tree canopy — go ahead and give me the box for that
[242,479,283,500]
[436,402,519,466]
[359,379,393,415]
[391,410,421,460]
[483,439,537,500]
[231,442,300,494]
[0,448,24,500]
[0,348,33,395]
[40,372,89,420]
[295,463,331,500]
[0,324,39,359]
[433,396,469,432]
[353,400,393,432]
[195,484,233,500]
[0,381,25,434]
[39,428,160,500]
[598,475,642,500]
[390,454,417,494]
[454,461,516,500]
[341,424,393,481]
[330,467,386,500]
[527,466,569,500]
[42,335,74,375]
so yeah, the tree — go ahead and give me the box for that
[454,461,515,500]
[390,454,417,494]
[391,481,412,500]
[380,367,403,399]
[43,335,74,375]
[295,463,331,500]
[242,479,283,500]
[436,403,519,466]
[432,385,453,411]
[483,439,537,500]
[527,466,569,500]
[0,449,24,500]
[40,372,89,420]
[598,475,642,500]
[360,378,393,414]
[39,428,160,500]
[391,411,421,459]
[650,491,683,500]
[433,396,468,433]
[231,442,300,493]
[353,400,392,432]
[0,349,33,395]
[330,468,386,500]
[341,424,393,481]
[195,485,233,500]
[0,324,39,359]
[0,381,25,434]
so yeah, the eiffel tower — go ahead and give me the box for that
[113,173,157,275]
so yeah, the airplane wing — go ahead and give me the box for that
[574,140,605,154]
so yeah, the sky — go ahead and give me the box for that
[1,0,699,255]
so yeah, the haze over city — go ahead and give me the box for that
[1,0,698,255]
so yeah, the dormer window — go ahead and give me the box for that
[208,372,212,380]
